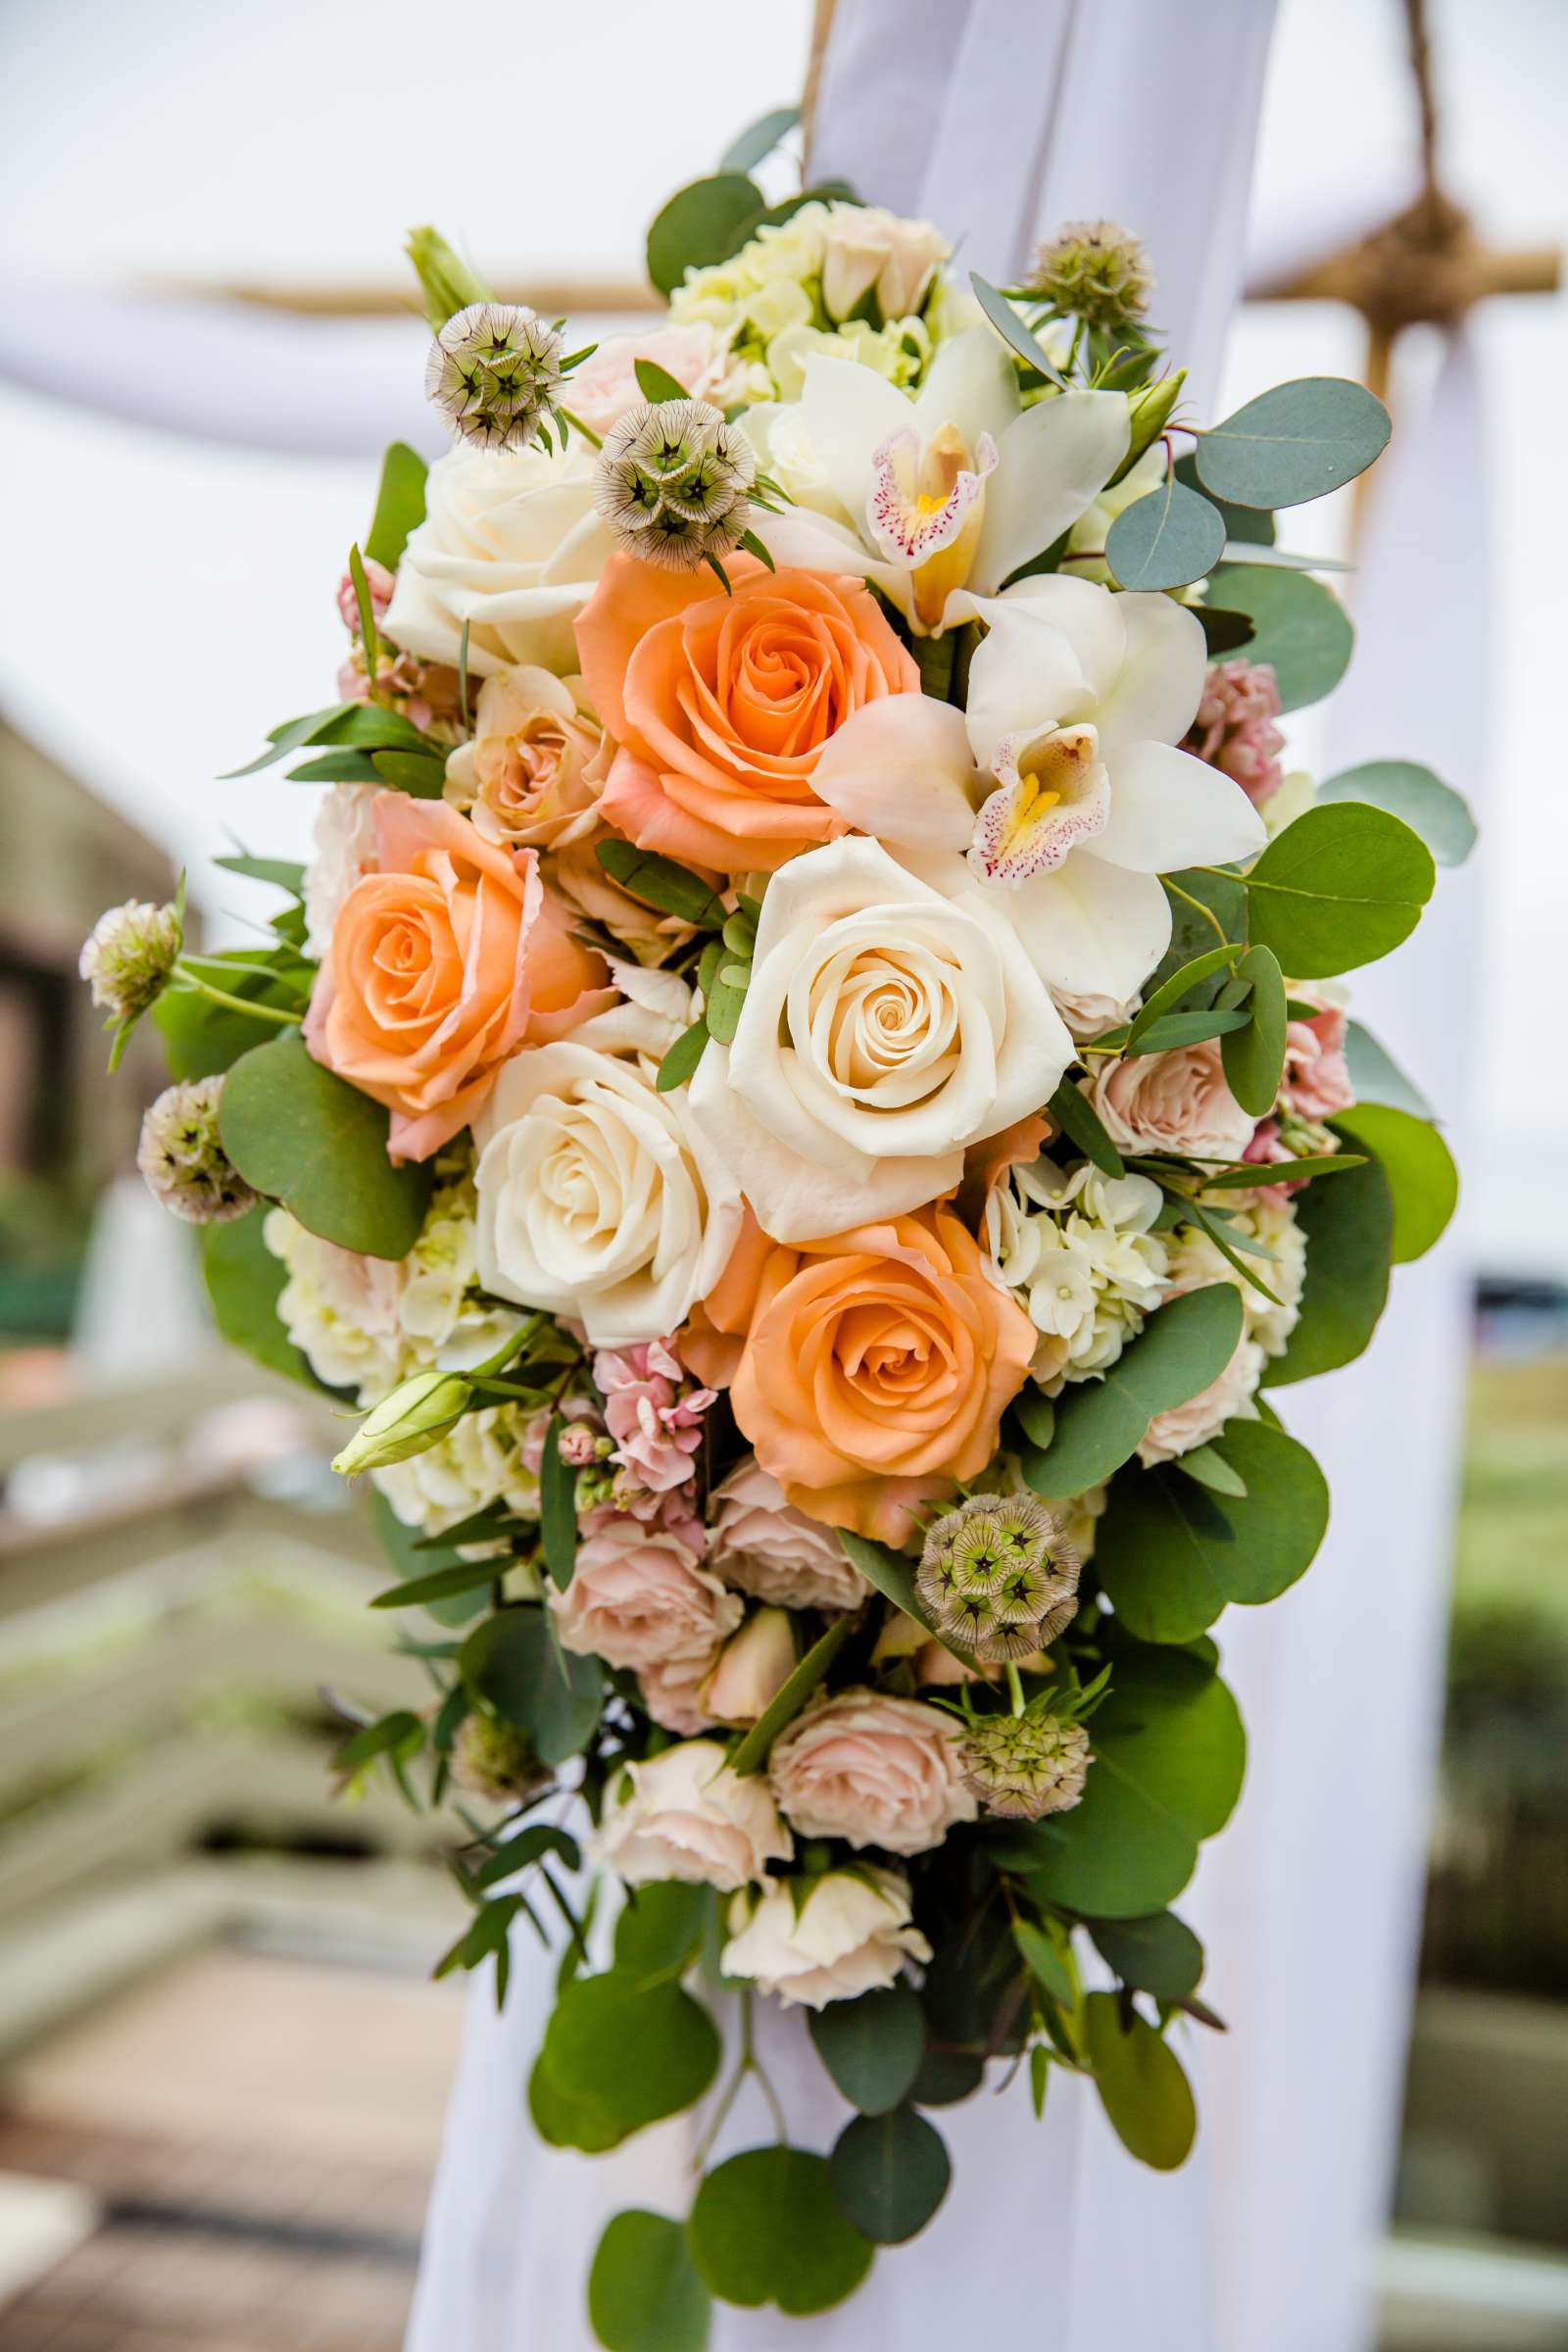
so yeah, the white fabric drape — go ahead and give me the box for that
[407,9,1284,2349]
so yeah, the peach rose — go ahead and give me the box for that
[638,1649,723,1737]
[709,1456,870,1612]
[574,551,920,872]
[1086,1038,1253,1162]
[767,1688,977,1855]
[305,797,608,1162]
[686,1205,1035,1543]
[550,1514,742,1673]
[442,666,604,852]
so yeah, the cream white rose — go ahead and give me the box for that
[383,443,616,678]
[594,1740,793,1891]
[768,1688,977,1856]
[709,1457,870,1613]
[474,966,742,1348]
[722,1866,932,2009]
[820,203,950,322]
[688,836,1072,1245]
[704,1608,798,1726]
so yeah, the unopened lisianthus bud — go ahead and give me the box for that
[405,224,493,331]
[1028,220,1154,333]
[424,302,566,455]
[595,398,757,572]
[449,1712,549,1806]
[917,1493,1079,1661]
[80,898,181,1022]
[959,1710,1091,1819]
[332,1369,472,1476]
[136,1077,256,1225]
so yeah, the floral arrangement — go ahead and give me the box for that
[89,122,1474,2344]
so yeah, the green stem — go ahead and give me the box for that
[172,963,303,1024]
[1162,880,1231,950]
[1007,1662,1026,1718]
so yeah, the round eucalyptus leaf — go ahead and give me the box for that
[201,1208,318,1388]
[1333,1104,1458,1264]
[808,1982,924,2116]
[613,1882,710,1983]
[1219,944,1287,1118]
[1088,1912,1204,2003]
[1195,376,1390,509]
[688,2146,872,2315]
[908,2045,985,2107]
[1094,1419,1330,1643]
[528,2050,624,2154]
[589,2210,710,2352]
[543,1977,720,2137]
[1209,564,1352,710]
[1262,1155,1394,1387]
[1106,478,1226,590]
[1318,759,1477,868]
[1244,802,1436,978]
[1022,1644,1245,1917]
[218,1032,432,1259]
[1021,1284,1244,1496]
[460,1609,603,1765]
[646,173,764,295]
[1344,1020,1434,1120]
[830,2107,952,2245]
[1084,1993,1198,2170]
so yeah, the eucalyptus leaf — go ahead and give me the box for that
[1333,1103,1457,1263]
[839,1533,969,1664]
[969,273,1065,386]
[1262,1154,1394,1387]
[1152,869,1248,990]
[364,440,428,572]
[647,173,765,296]
[688,2147,873,2315]
[459,1608,603,1764]
[1124,944,1243,1052]
[658,1019,710,1094]
[201,1209,318,1387]
[372,1559,518,1611]
[1172,1442,1248,1497]
[1220,944,1287,1117]
[541,1413,578,1589]
[1106,478,1226,591]
[1318,759,1477,867]
[529,2049,624,2153]
[1195,376,1390,509]
[1094,1419,1330,1642]
[1021,1285,1244,1496]
[370,749,448,798]
[730,1616,852,1774]
[1088,1912,1204,2002]
[1084,1994,1197,2170]
[808,1982,924,2116]
[1048,1077,1125,1177]
[829,2107,951,2245]
[1126,1007,1250,1055]
[613,1882,710,1983]
[1344,1020,1435,1120]
[1244,802,1435,977]
[218,1032,432,1259]
[718,105,801,173]
[545,1975,720,2135]
[1021,1643,1246,1916]
[155,951,308,1079]
[596,840,727,926]
[1209,564,1353,711]
[589,2211,710,2352]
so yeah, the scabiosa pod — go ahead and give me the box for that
[1027,219,1155,334]
[424,302,569,456]
[917,1493,1080,1662]
[594,397,760,574]
[448,1712,550,1807]
[957,1705,1092,1820]
[136,1076,256,1226]
[81,886,184,1067]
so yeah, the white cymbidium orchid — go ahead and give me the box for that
[810,575,1267,1003]
[760,328,1130,634]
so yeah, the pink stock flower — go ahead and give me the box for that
[592,1339,715,1496]
[1279,994,1353,1121]
[336,556,397,634]
[1182,660,1285,807]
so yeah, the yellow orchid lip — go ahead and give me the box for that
[866,421,999,628]
[967,723,1110,886]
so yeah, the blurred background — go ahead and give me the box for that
[0,0,1563,2346]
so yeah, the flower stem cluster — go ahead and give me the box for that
[595,398,758,573]
[916,1493,1079,1661]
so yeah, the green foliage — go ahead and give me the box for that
[729,1616,851,1774]
[200,1208,318,1387]
[908,2046,984,2106]
[1220,944,1287,1117]
[1244,802,1435,977]
[595,840,728,927]
[529,2051,624,2153]
[1333,1104,1458,1263]
[1344,1019,1434,1119]
[647,174,766,296]
[541,1414,578,1589]
[635,358,693,405]
[838,1533,969,1665]
[808,1982,924,2116]
[658,1020,710,1094]
[613,1883,710,1983]
[1318,760,1476,867]
[223,700,438,781]
[155,947,310,1079]
[1106,478,1225,590]
[718,105,802,175]
[968,273,1065,386]
[1048,1076,1125,1177]
[1083,1994,1197,2169]
[1021,1643,1246,1916]
[459,1609,604,1765]
[1210,564,1353,710]
[1020,1285,1244,1496]
[1194,376,1390,509]
[1124,943,1244,1053]
[368,1490,490,1625]
[1174,453,1275,544]
[829,2107,951,2244]
[1088,1912,1204,2002]
[1094,1420,1330,1642]
[688,2147,873,2314]
[1152,869,1248,990]
[364,440,428,572]
[543,1976,721,2140]
[590,2212,710,2352]
[218,1032,432,1259]
[1263,1154,1394,1387]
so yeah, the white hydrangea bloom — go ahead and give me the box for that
[1164,1193,1307,1358]
[303,783,381,959]
[985,1157,1169,1390]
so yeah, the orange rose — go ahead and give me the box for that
[685,1205,1034,1544]
[574,551,920,873]
[305,796,608,1163]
